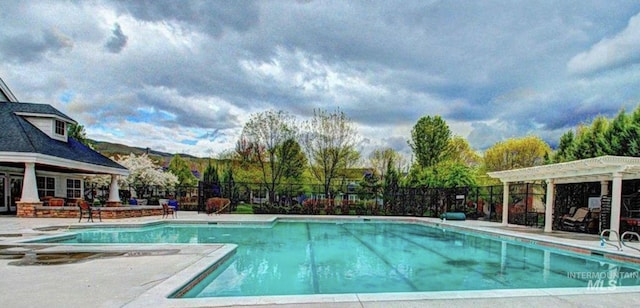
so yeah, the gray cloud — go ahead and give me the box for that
[105,23,128,53]
[0,29,73,63]
[2,1,640,157]
[110,0,260,38]
[567,12,640,75]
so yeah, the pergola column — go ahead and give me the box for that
[20,162,39,202]
[600,180,609,196]
[502,181,509,226]
[544,179,555,233]
[610,172,622,240]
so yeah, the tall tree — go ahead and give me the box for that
[168,154,197,186]
[553,130,577,163]
[447,136,481,167]
[278,139,307,180]
[552,104,640,163]
[382,156,400,213]
[221,165,239,208]
[606,109,632,156]
[483,136,551,172]
[572,116,610,159]
[369,147,400,180]
[409,115,451,168]
[625,106,640,156]
[68,123,93,148]
[301,108,360,198]
[235,137,262,164]
[202,161,221,197]
[202,161,219,184]
[436,161,476,188]
[240,110,298,203]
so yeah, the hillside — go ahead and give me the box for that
[91,139,201,159]
[90,139,213,173]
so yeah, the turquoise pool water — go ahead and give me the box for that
[42,221,640,297]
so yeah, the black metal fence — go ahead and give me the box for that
[84,179,640,233]
[85,181,553,226]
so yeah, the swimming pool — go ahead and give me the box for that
[38,220,640,298]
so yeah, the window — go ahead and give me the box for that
[55,120,65,136]
[67,179,82,199]
[37,176,55,197]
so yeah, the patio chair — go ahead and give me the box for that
[162,202,175,219]
[78,200,101,222]
[167,199,179,218]
[49,198,65,207]
[561,207,590,231]
[563,206,577,218]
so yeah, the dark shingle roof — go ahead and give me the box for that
[0,102,127,171]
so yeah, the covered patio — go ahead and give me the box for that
[488,155,640,239]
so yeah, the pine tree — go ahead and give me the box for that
[607,109,632,156]
[203,161,219,184]
[627,106,640,156]
[554,130,576,162]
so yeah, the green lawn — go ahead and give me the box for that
[232,203,254,214]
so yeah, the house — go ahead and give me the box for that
[0,78,128,216]
[0,78,18,102]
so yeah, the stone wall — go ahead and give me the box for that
[17,204,165,219]
[16,202,41,217]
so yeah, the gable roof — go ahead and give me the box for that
[0,102,128,175]
[0,78,18,102]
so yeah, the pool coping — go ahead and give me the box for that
[15,215,640,307]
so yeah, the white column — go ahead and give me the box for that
[544,179,555,233]
[600,180,609,196]
[502,182,509,226]
[610,173,622,241]
[20,162,40,202]
[108,174,121,202]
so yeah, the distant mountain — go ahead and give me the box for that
[90,139,201,159]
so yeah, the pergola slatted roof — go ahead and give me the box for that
[488,155,640,184]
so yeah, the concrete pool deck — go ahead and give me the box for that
[1,213,640,307]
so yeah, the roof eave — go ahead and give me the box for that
[0,152,129,176]
[13,111,77,125]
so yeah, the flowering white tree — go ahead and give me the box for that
[86,153,178,198]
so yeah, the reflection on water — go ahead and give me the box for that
[55,222,640,297]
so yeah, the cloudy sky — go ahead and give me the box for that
[2,1,640,160]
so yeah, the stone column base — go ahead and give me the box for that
[16,201,43,217]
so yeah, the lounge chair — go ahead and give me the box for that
[563,206,577,218]
[561,207,590,231]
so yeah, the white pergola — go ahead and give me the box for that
[488,156,640,239]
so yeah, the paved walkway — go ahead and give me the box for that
[1,213,640,307]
